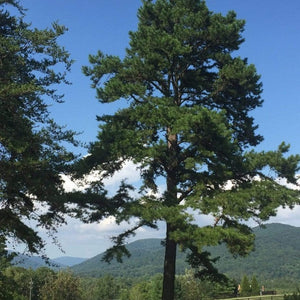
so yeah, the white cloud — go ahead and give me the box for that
[46,165,299,258]
[61,174,80,192]
[61,160,141,195]
[268,205,300,227]
[276,176,300,190]
[103,160,141,188]
[77,216,135,235]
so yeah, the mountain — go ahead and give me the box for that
[214,223,300,280]
[52,256,87,267]
[10,252,63,270]
[9,253,86,269]
[71,223,300,282]
[72,238,174,278]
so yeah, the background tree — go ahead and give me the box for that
[0,237,15,299]
[0,0,76,254]
[284,291,300,300]
[39,270,83,300]
[31,267,55,300]
[250,275,260,296]
[240,275,251,297]
[128,282,148,300]
[178,269,208,300]
[3,266,32,300]
[74,0,300,299]
[91,275,120,300]
[177,269,236,300]
[147,274,164,300]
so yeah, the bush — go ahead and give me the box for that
[284,290,300,300]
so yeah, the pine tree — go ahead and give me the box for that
[0,1,76,254]
[250,275,260,296]
[240,275,251,297]
[75,1,300,299]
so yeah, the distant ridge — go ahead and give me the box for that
[8,223,300,282]
[71,223,300,281]
[9,253,86,269]
[218,222,300,279]
[10,252,63,270]
[72,238,169,278]
[52,256,87,267]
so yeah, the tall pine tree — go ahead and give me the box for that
[0,1,76,254]
[75,1,300,299]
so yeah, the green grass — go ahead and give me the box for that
[219,294,289,300]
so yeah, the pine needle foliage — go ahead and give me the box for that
[75,1,300,299]
[0,0,77,254]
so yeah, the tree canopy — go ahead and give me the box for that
[72,0,300,299]
[0,0,76,254]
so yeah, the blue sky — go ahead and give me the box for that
[18,0,300,258]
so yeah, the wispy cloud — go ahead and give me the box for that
[51,164,300,258]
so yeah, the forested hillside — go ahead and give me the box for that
[72,239,174,278]
[72,223,300,283]
[52,256,87,267]
[214,223,300,280]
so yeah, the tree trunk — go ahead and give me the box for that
[162,222,177,300]
[162,128,178,300]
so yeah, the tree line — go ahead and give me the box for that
[1,1,300,299]
[0,262,239,300]
[1,255,299,300]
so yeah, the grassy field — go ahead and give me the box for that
[218,295,288,300]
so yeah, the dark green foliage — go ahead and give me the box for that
[250,275,260,296]
[0,237,15,270]
[0,237,15,299]
[0,1,76,253]
[186,248,227,283]
[240,275,251,296]
[76,0,300,298]
[284,290,300,300]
